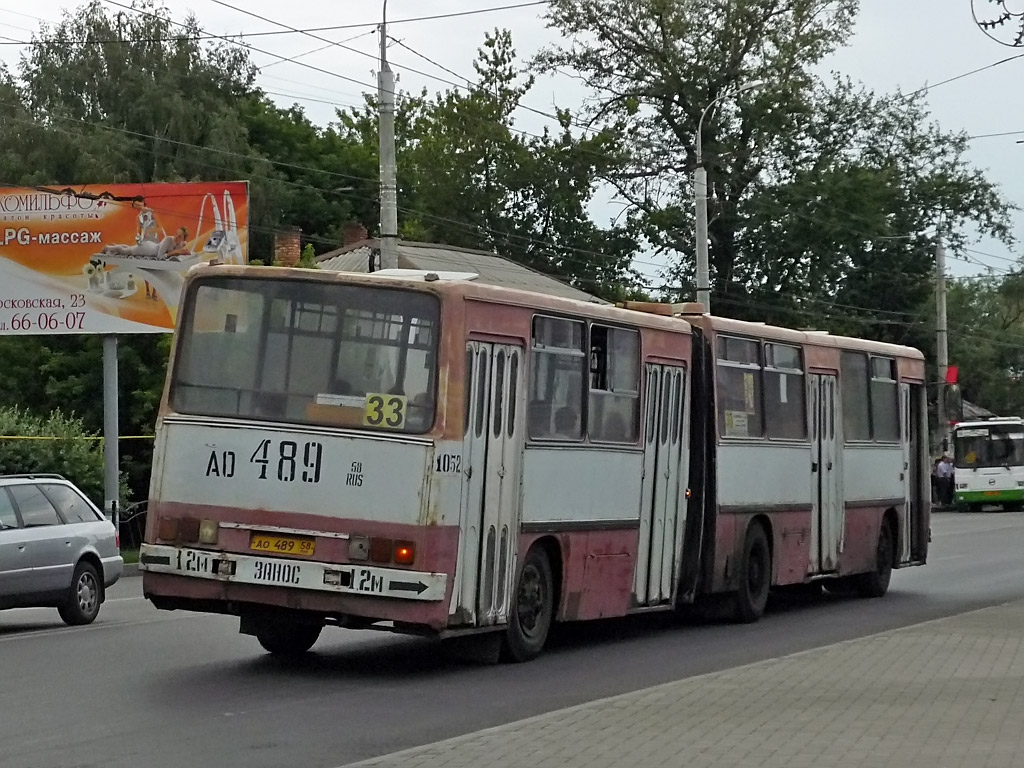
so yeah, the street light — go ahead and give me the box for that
[694,80,765,314]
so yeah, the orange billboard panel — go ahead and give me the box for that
[0,181,249,335]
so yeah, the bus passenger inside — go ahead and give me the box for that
[407,392,433,431]
[601,412,630,443]
[553,407,579,439]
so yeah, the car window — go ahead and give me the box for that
[0,489,19,530]
[8,485,64,527]
[41,484,100,523]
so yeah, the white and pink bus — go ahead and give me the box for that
[140,265,930,660]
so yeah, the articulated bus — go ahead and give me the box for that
[140,265,930,660]
[953,417,1024,512]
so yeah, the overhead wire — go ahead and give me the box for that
[1,3,1018,331]
[0,1,551,44]
[0,96,1010,320]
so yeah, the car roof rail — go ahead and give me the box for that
[0,473,67,480]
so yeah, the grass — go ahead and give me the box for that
[121,548,140,565]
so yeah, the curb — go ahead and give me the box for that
[339,595,1024,768]
[123,563,140,578]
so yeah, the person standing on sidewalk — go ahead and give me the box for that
[936,455,955,505]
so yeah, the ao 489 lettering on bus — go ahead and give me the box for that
[203,439,324,483]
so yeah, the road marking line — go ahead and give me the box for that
[0,613,214,644]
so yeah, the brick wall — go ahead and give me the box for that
[274,226,302,266]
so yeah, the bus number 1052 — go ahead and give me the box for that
[249,439,323,483]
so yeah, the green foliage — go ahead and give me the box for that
[535,0,1015,332]
[297,243,319,268]
[945,274,1024,417]
[0,335,168,502]
[0,405,126,506]
[337,29,643,301]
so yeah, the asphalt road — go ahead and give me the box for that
[4,511,1024,768]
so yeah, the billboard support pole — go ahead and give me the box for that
[102,334,119,520]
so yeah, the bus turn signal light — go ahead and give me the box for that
[394,541,415,565]
[157,517,179,542]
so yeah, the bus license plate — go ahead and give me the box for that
[250,533,316,557]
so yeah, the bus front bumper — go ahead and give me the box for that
[954,488,1024,504]
[138,543,447,602]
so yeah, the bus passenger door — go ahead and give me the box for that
[809,374,844,573]
[459,342,524,627]
[635,364,688,606]
[901,382,926,563]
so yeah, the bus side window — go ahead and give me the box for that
[716,336,763,438]
[529,316,585,441]
[588,325,639,443]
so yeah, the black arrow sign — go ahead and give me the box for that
[389,579,429,595]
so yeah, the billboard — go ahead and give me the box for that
[0,181,249,335]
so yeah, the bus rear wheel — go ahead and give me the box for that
[254,621,322,657]
[854,520,894,598]
[502,546,554,663]
[734,522,771,623]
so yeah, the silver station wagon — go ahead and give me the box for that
[0,474,123,625]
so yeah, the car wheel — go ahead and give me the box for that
[58,561,102,626]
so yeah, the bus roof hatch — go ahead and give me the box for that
[370,269,480,282]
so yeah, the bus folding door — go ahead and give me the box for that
[635,364,689,605]
[458,342,524,627]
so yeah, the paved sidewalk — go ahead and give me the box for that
[347,599,1024,768]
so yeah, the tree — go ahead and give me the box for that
[337,29,644,300]
[0,405,125,507]
[945,272,1024,417]
[0,1,374,501]
[534,0,1015,331]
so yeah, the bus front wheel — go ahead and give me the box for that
[502,546,554,663]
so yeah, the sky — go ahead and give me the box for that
[1,0,1022,286]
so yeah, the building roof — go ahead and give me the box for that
[315,239,606,304]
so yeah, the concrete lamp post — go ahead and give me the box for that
[694,81,765,314]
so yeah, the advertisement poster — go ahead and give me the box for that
[0,181,248,335]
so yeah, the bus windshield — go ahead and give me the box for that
[170,276,439,433]
[954,425,1024,469]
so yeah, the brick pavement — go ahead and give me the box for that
[345,599,1024,768]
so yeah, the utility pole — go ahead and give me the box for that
[694,81,764,314]
[102,335,119,521]
[935,234,949,452]
[378,1,399,270]
[694,143,710,313]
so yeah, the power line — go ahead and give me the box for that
[0,1,550,45]
[967,129,1024,140]
[96,0,375,91]
[389,36,473,86]
[907,52,1024,98]
[208,0,596,138]
[260,29,378,72]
